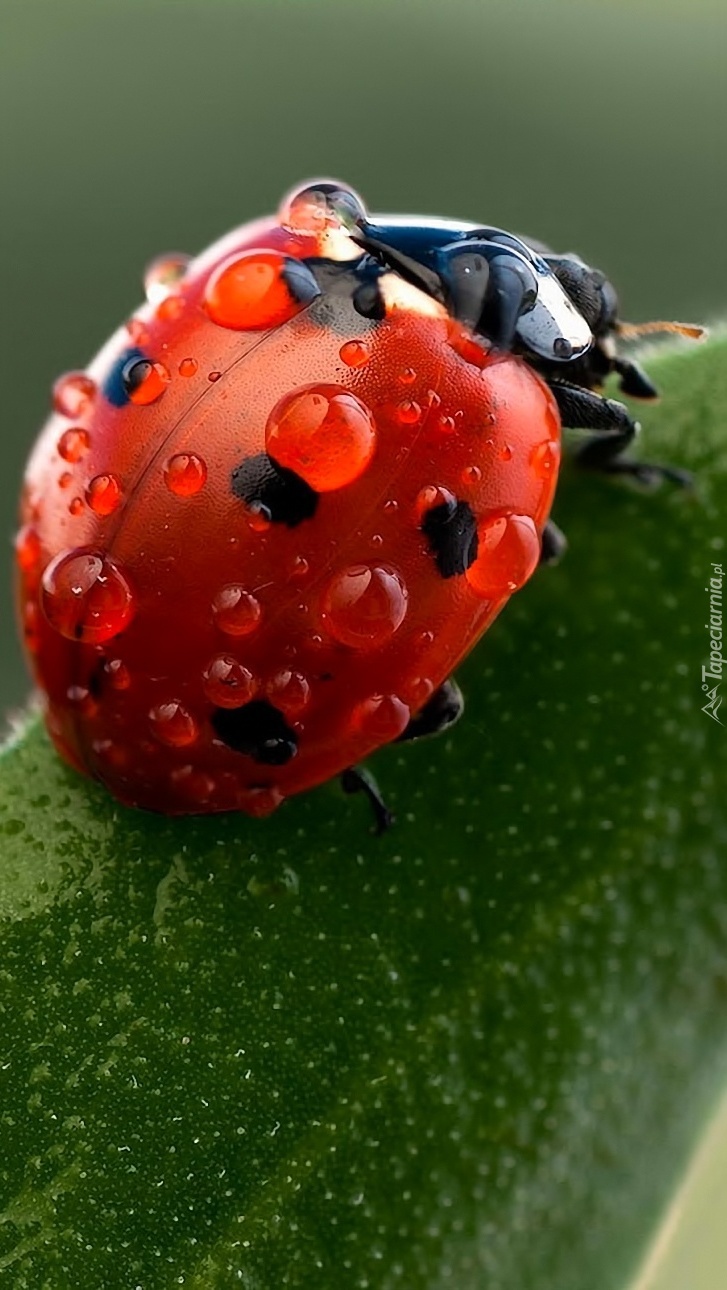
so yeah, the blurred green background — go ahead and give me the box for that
[1,4,726,1286]
[1,0,725,726]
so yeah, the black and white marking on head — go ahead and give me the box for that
[421,497,478,578]
[212,700,299,765]
[231,452,318,526]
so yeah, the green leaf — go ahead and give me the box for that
[1,336,726,1290]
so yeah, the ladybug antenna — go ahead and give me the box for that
[617,320,707,341]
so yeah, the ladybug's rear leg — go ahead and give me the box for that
[550,380,692,488]
[396,677,465,743]
[340,766,394,835]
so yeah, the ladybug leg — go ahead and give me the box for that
[396,678,464,742]
[550,381,692,487]
[340,766,394,835]
[612,355,659,401]
[539,519,568,567]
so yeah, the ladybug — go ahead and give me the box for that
[15,181,699,830]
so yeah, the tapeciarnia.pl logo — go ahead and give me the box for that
[702,559,724,725]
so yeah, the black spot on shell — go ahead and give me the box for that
[102,347,146,407]
[212,700,298,765]
[421,498,478,578]
[231,453,318,527]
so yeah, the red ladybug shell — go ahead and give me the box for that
[16,184,561,817]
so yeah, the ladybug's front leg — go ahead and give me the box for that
[550,381,692,488]
[340,766,394,835]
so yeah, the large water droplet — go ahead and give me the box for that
[52,372,96,420]
[212,585,263,636]
[266,384,377,492]
[203,655,257,708]
[164,453,207,497]
[203,250,303,331]
[321,564,408,648]
[466,513,540,599]
[40,548,135,643]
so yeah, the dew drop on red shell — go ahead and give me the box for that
[204,249,303,331]
[395,399,421,426]
[530,439,560,479]
[68,497,84,517]
[58,472,72,490]
[266,670,310,717]
[144,252,190,306]
[125,359,171,406]
[14,524,42,574]
[178,357,198,378]
[414,485,456,524]
[236,784,284,818]
[212,585,263,636]
[57,427,90,463]
[203,655,257,708]
[86,474,122,516]
[321,564,408,649]
[466,513,540,599]
[461,464,482,486]
[339,339,371,368]
[149,700,198,748]
[208,371,222,383]
[40,548,135,644]
[23,601,40,653]
[350,693,410,741]
[52,372,96,420]
[156,294,185,323]
[499,444,514,463]
[164,453,207,497]
[266,384,377,492]
[104,658,131,691]
[169,764,216,805]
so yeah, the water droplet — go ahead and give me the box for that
[395,399,421,426]
[414,485,455,523]
[123,357,171,406]
[204,249,303,330]
[52,372,96,419]
[67,684,97,716]
[266,384,377,492]
[461,464,482,486]
[436,414,456,434]
[104,658,131,690]
[164,453,207,497]
[288,554,310,581]
[178,357,198,378]
[14,525,41,573]
[398,367,417,386]
[236,784,284,818]
[383,499,399,514]
[203,655,257,708]
[278,181,366,236]
[126,318,149,346]
[86,473,122,516]
[149,700,198,748]
[466,513,540,599]
[322,564,408,648]
[57,427,90,463]
[40,548,135,643]
[499,444,513,463]
[212,585,262,636]
[403,676,434,708]
[339,339,370,368]
[23,601,40,652]
[530,439,560,479]
[58,472,72,490]
[208,370,222,383]
[246,503,272,534]
[68,497,84,516]
[266,670,310,717]
[370,533,383,548]
[156,294,185,323]
[350,693,410,741]
[144,252,189,305]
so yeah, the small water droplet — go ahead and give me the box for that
[350,693,410,741]
[339,339,371,368]
[58,471,72,490]
[149,700,198,748]
[156,294,185,323]
[144,252,189,305]
[68,497,84,516]
[169,764,215,805]
[530,439,560,479]
[414,485,455,523]
[57,427,90,463]
[104,658,131,691]
[15,525,42,573]
[86,474,122,516]
[126,318,149,346]
[499,444,513,463]
[23,601,40,652]
[236,784,284,818]
[123,357,171,406]
[321,564,408,648]
[266,384,377,492]
[398,367,417,386]
[178,357,198,378]
[247,503,271,533]
[461,464,482,486]
[40,548,135,643]
[436,414,456,434]
[212,585,262,636]
[266,670,310,717]
[164,453,207,497]
[52,372,96,419]
[203,655,257,708]
[208,370,222,383]
[395,399,421,426]
[288,554,310,581]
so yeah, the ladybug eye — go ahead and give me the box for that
[278,180,367,236]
